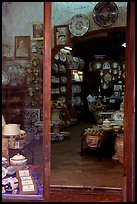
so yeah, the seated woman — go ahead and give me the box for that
[87,90,97,123]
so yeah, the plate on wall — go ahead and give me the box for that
[69,14,90,37]
[2,71,10,86]
[112,62,119,68]
[94,62,102,70]
[102,62,111,69]
[92,2,119,27]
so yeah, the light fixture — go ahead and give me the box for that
[64,46,72,51]
[2,124,20,136]
[122,43,126,47]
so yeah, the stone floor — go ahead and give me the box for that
[26,120,123,189]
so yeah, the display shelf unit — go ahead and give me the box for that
[51,48,78,130]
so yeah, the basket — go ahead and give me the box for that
[85,134,101,148]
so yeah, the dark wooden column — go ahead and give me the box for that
[123,2,135,202]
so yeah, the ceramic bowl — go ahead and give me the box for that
[10,153,27,166]
[6,166,16,176]
[113,125,121,132]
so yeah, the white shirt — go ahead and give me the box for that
[87,94,96,112]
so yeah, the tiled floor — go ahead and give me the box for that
[27,120,123,188]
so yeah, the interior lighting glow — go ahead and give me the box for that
[122,43,126,47]
[64,46,72,51]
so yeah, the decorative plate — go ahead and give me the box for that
[69,14,90,37]
[74,96,81,106]
[2,71,10,86]
[111,111,124,121]
[112,62,119,68]
[2,167,8,179]
[92,2,119,27]
[54,53,60,60]
[102,62,111,70]
[104,72,112,82]
[94,62,102,70]
[59,64,66,73]
[59,96,66,103]
[60,52,66,62]
[60,86,66,93]
[101,82,109,90]
[52,63,58,72]
[2,44,13,58]
[60,76,67,83]
[113,69,118,75]
[31,56,40,67]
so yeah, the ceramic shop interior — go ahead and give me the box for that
[2,2,128,200]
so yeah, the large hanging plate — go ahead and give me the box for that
[92,2,118,27]
[69,14,90,37]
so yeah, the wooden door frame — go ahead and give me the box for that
[123,2,135,202]
[43,2,135,202]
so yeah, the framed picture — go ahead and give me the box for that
[54,25,70,47]
[31,22,43,40]
[15,36,30,59]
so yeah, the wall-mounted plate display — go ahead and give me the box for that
[60,76,67,83]
[113,69,118,75]
[52,63,58,72]
[122,72,125,78]
[112,62,119,68]
[111,111,124,121]
[60,52,67,62]
[101,82,109,90]
[103,72,112,83]
[60,86,66,93]
[2,71,10,86]
[59,64,66,73]
[74,96,82,106]
[2,44,13,58]
[102,61,111,69]
[92,2,119,27]
[94,62,102,70]
[69,14,89,37]
[54,53,60,60]
[59,96,66,103]
[114,85,122,91]
[122,63,125,69]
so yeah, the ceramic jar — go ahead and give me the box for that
[10,153,27,166]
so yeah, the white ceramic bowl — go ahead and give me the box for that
[10,153,27,166]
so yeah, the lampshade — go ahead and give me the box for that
[2,124,20,136]
[2,115,6,127]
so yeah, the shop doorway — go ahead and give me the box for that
[50,2,126,191]
[43,2,135,201]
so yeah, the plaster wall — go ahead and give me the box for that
[2,2,127,54]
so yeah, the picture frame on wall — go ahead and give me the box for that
[30,21,43,40]
[54,25,70,47]
[15,36,30,59]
